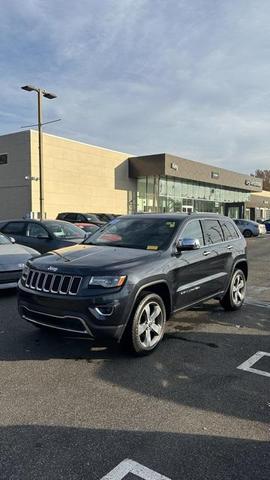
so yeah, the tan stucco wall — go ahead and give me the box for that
[30,131,135,219]
[250,190,270,198]
[0,131,31,219]
[247,190,270,208]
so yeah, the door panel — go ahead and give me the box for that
[24,223,52,253]
[172,248,218,309]
[171,218,216,309]
[201,219,231,294]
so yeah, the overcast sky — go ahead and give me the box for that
[1,0,270,173]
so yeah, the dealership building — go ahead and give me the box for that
[0,130,268,221]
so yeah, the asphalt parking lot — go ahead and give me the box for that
[0,236,269,480]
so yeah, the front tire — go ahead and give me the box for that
[220,269,246,311]
[124,293,167,356]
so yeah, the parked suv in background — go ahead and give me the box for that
[18,214,248,355]
[56,212,107,227]
[233,219,266,237]
[0,220,85,253]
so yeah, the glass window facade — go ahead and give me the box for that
[136,176,251,216]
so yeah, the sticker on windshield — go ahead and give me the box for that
[166,221,176,228]
[147,245,159,250]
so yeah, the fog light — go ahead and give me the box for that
[95,306,115,316]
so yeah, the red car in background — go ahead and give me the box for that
[74,223,100,235]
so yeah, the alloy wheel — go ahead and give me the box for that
[137,301,164,349]
[232,271,246,306]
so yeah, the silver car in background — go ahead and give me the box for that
[233,219,266,237]
[0,233,39,289]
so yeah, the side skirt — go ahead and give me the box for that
[172,290,225,315]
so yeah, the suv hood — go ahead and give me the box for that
[30,243,159,272]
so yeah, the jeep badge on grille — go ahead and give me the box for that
[48,266,58,272]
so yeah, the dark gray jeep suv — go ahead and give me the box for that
[18,214,247,355]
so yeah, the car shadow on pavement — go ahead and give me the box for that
[176,300,270,332]
[1,291,269,424]
[0,425,269,480]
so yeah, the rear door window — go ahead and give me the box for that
[2,222,26,235]
[26,223,49,238]
[203,219,224,244]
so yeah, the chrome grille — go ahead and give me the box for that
[24,269,82,295]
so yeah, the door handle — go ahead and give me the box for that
[227,245,233,250]
[203,251,211,256]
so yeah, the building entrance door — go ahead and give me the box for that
[225,203,244,219]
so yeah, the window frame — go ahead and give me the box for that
[0,153,8,165]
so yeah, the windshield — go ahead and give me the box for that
[0,234,11,245]
[44,221,85,239]
[85,217,181,250]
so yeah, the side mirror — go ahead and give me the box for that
[176,238,201,252]
[10,237,16,244]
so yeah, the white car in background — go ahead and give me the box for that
[0,233,39,289]
[233,219,266,237]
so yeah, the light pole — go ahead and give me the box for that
[21,85,57,220]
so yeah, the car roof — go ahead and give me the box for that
[119,213,232,221]
[0,213,234,225]
[0,219,70,224]
[235,218,257,224]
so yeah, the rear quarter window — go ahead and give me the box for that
[2,222,26,235]
[221,220,239,241]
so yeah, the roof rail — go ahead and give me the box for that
[189,211,219,215]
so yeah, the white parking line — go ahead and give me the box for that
[100,458,172,480]
[237,351,270,378]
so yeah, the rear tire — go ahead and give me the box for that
[220,269,246,311]
[243,229,252,237]
[123,293,166,356]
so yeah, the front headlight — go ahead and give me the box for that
[88,275,127,288]
[22,264,30,275]
[21,264,30,280]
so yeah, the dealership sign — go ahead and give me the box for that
[170,162,178,171]
[245,179,262,188]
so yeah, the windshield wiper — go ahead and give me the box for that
[51,250,71,262]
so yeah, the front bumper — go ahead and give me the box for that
[18,281,133,341]
[0,270,21,289]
